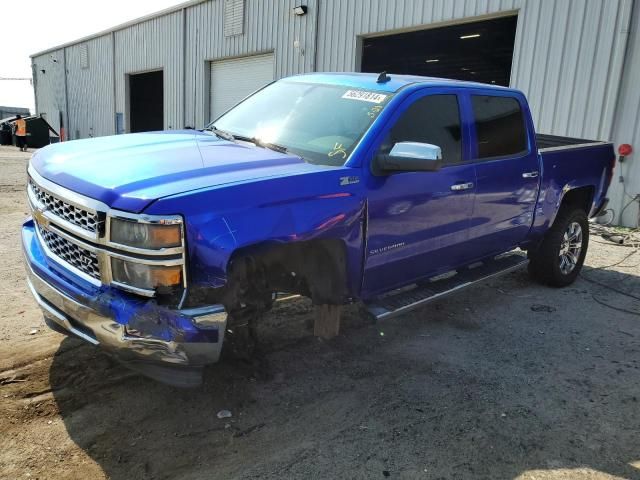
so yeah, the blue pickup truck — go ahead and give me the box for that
[23,73,615,386]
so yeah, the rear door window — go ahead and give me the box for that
[471,95,527,159]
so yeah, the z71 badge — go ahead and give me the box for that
[340,176,360,186]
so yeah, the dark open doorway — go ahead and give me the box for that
[361,16,518,86]
[128,70,164,133]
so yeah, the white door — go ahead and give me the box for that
[209,53,275,121]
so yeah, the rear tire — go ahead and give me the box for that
[528,207,589,287]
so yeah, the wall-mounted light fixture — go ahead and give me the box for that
[293,5,307,15]
[618,143,633,163]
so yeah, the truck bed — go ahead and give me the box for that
[536,133,607,151]
[533,135,615,225]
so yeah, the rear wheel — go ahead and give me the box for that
[528,207,589,287]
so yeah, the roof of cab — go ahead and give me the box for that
[286,72,512,94]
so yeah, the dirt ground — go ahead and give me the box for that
[1,144,640,480]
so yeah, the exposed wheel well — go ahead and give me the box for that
[223,239,349,309]
[559,186,594,215]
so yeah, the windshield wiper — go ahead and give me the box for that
[249,137,288,154]
[204,125,236,142]
[204,125,288,154]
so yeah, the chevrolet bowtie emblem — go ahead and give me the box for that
[32,207,50,229]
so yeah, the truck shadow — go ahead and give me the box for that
[49,267,640,479]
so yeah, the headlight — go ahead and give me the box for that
[111,258,183,292]
[108,215,185,296]
[110,217,182,250]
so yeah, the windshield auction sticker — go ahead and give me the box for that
[342,90,388,103]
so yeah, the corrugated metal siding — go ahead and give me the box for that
[31,49,67,134]
[610,0,640,227]
[511,0,630,141]
[114,11,184,130]
[185,0,318,127]
[509,0,636,226]
[315,0,522,72]
[65,35,115,139]
[316,0,627,141]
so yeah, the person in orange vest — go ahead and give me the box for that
[14,115,27,152]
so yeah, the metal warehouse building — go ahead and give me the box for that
[32,0,640,227]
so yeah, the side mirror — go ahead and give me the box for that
[375,141,443,173]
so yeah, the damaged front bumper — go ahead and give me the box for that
[22,218,227,387]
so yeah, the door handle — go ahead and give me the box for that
[450,182,474,191]
[522,171,539,178]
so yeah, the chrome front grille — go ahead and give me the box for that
[29,178,100,234]
[28,167,186,296]
[37,225,101,280]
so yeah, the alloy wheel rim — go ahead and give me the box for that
[558,221,583,275]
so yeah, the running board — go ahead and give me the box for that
[365,250,529,321]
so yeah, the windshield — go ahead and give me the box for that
[209,80,394,166]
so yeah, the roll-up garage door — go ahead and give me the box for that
[209,53,275,122]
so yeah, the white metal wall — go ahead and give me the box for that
[65,36,115,139]
[114,11,184,130]
[610,0,640,227]
[185,0,318,127]
[511,0,632,141]
[32,49,67,134]
[316,0,521,71]
[316,0,630,141]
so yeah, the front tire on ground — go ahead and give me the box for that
[528,207,589,287]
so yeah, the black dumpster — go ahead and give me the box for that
[2,115,60,148]
[24,116,60,148]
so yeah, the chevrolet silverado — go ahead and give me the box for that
[23,72,615,386]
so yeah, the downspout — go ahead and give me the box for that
[194,25,199,128]
[112,31,117,134]
[605,0,636,225]
[182,7,187,128]
[312,0,320,72]
[601,0,634,141]
[62,48,70,140]
[31,60,38,116]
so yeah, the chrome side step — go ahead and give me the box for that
[365,250,529,321]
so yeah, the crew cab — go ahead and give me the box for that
[22,73,615,386]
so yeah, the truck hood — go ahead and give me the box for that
[30,130,324,212]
